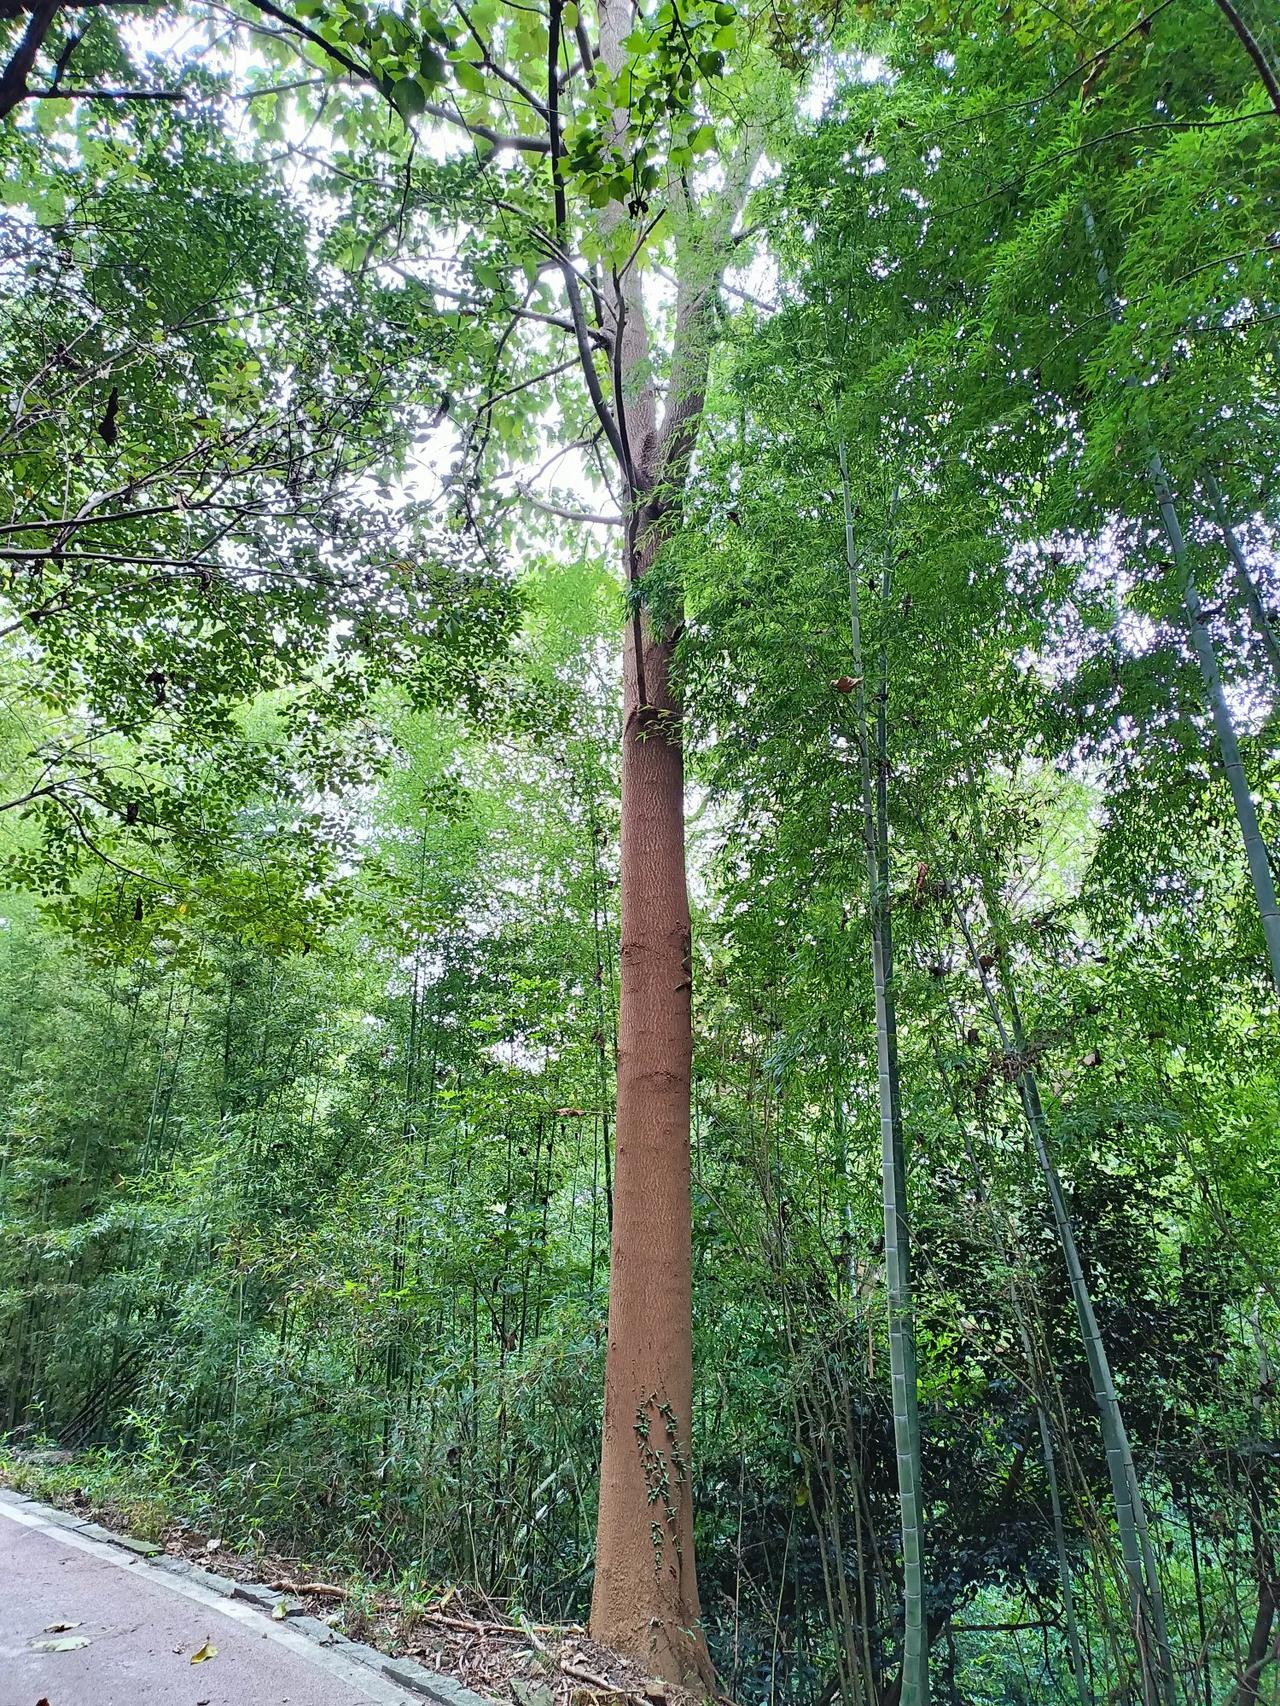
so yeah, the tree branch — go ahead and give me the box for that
[475,354,580,414]
[421,96,550,153]
[456,0,549,119]
[0,0,61,121]
[245,0,551,152]
[546,0,625,468]
[0,547,222,568]
[514,483,622,526]
[43,788,159,883]
[26,84,186,98]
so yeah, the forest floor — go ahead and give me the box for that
[0,1462,703,1706]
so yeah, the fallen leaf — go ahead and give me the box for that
[32,1635,91,1652]
[272,1599,287,1620]
[44,1620,81,1632]
[205,1538,221,1553]
[190,1640,218,1664]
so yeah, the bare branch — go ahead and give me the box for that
[26,84,186,99]
[236,75,325,99]
[420,96,550,154]
[514,483,622,526]
[546,0,625,468]
[475,356,580,417]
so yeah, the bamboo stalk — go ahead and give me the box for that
[930,1013,1094,1706]
[953,895,1176,1706]
[1081,199,1280,997]
[838,441,928,1706]
[1201,472,1280,685]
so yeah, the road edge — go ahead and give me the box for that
[0,1485,494,1706]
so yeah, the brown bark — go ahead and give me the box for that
[585,6,760,1677]
[587,274,724,1691]
[589,516,713,1688]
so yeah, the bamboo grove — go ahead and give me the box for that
[0,0,1278,1702]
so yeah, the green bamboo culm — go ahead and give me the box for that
[1201,470,1280,688]
[839,439,928,1706]
[954,889,1176,1706]
[1081,199,1280,1000]
[1020,1320,1094,1706]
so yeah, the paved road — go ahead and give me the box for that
[0,1497,420,1706]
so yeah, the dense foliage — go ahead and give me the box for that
[2,0,1278,1702]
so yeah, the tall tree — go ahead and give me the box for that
[195,0,787,1675]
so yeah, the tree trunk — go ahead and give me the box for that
[583,2,757,1674]
[1238,1567,1277,1706]
[590,532,713,1686]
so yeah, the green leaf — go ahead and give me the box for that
[390,76,427,116]
[453,59,487,94]
[34,97,72,134]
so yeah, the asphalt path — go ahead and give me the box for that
[0,1495,422,1706]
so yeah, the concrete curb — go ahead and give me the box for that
[0,1485,496,1706]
